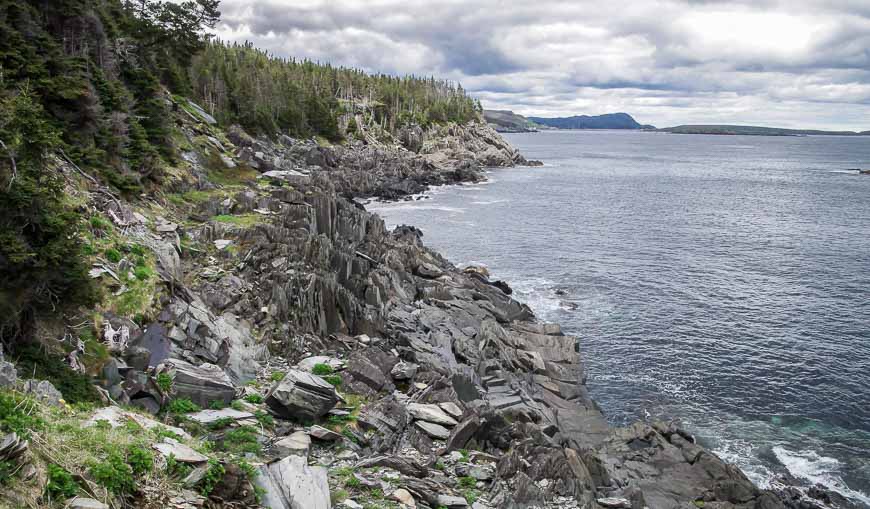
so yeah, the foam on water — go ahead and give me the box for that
[773,447,870,506]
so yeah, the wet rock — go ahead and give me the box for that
[265,369,339,420]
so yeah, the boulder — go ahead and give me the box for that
[309,425,343,441]
[256,455,331,509]
[158,359,236,407]
[273,431,311,458]
[390,362,418,381]
[0,361,17,387]
[266,369,339,420]
[22,380,63,406]
[86,406,191,439]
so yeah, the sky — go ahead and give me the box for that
[214,0,870,130]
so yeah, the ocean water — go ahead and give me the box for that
[368,130,870,505]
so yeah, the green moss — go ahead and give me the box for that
[133,266,152,281]
[221,425,261,454]
[104,247,122,263]
[270,371,285,382]
[323,375,342,387]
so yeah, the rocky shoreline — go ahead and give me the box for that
[0,103,847,509]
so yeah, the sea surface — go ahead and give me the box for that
[368,130,870,506]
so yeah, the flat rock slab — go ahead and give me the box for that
[86,406,191,440]
[296,356,345,372]
[256,455,330,509]
[152,438,208,464]
[415,420,450,440]
[438,402,463,419]
[407,403,458,426]
[159,359,236,408]
[186,408,254,425]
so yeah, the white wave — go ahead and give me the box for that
[471,199,508,205]
[773,446,870,506]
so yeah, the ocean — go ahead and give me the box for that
[368,130,870,506]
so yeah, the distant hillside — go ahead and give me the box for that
[483,109,539,132]
[528,112,654,130]
[660,125,870,136]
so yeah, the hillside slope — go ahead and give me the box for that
[529,112,655,130]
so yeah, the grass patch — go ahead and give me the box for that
[221,426,261,454]
[167,398,201,415]
[211,213,262,228]
[243,394,263,404]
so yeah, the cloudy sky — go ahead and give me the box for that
[214,0,870,130]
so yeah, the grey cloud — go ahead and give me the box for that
[214,0,870,130]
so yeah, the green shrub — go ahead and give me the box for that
[230,400,245,411]
[200,459,225,496]
[458,476,476,489]
[207,417,234,430]
[0,460,13,486]
[210,400,226,410]
[12,344,100,403]
[270,371,285,382]
[222,426,261,454]
[129,244,146,256]
[323,375,342,387]
[133,266,152,280]
[243,394,263,404]
[312,363,334,375]
[127,444,153,475]
[44,464,79,499]
[166,454,192,478]
[104,248,122,263]
[0,391,43,439]
[156,372,173,393]
[89,451,134,494]
[167,398,201,414]
[254,410,274,428]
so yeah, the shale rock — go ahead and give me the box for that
[266,369,339,420]
[257,455,331,509]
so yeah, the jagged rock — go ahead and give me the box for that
[186,408,254,425]
[153,438,208,463]
[445,415,480,452]
[414,420,450,440]
[256,455,330,509]
[407,403,458,426]
[455,463,494,481]
[0,361,16,387]
[390,361,418,380]
[266,369,339,420]
[158,359,236,407]
[309,425,342,441]
[273,431,311,457]
[355,456,428,478]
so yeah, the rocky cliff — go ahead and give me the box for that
[0,98,824,509]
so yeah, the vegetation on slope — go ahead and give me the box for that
[0,0,483,348]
